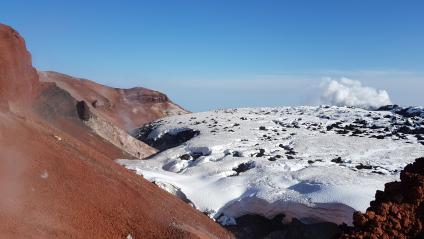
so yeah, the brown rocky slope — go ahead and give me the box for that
[340,157,424,239]
[39,71,188,131]
[0,23,233,239]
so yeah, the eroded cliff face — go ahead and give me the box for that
[0,23,232,239]
[0,24,39,111]
[340,158,424,239]
[39,71,188,131]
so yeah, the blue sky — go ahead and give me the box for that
[1,1,423,111]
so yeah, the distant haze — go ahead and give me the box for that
[137,71,423,112]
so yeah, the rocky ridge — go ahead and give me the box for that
[39,71,187,131]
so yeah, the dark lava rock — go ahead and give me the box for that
[256,149,266,157]
[134,126,200,151]
[233,151,243,157]
[355,164,373,170]
[397,126,413,134]
[371,171,385,175]
[232,161,256,176]
[76,100,91,121]
[331,157,343,164]
[180,154,191,160]
[336,129,349,135]
[353,119,367,125]
[268,156,277,162]
[378,105,424,118]
[377,104,400,111]
[370,135,385,140]
[285,150,296,155]
[327,122,342,131]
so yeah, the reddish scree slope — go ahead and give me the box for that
[340,158,424,239]
[0,23,233,239]
[39,71,188,131]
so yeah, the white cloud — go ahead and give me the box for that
[319,77,392,109]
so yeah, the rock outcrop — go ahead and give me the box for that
[0,24,39,110]
[0,23,232,239]
[340,157,424,239]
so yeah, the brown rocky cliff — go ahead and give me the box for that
[0,24,39,110]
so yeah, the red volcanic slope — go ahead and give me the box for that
[0,23,232,239]
[39,71,188,131]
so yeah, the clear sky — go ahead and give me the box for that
[1,1,423,111]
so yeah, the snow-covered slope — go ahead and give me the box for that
[117,106,424,226]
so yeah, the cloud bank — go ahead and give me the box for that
[319,78,392,109]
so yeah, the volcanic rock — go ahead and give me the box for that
[340,158,424,238]
[76,100,91,121]
[0,24,39,110]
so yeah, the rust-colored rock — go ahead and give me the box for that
[0,24,39,110]
[0,23,233,238]
[339,158,424,239]
[39,71,188,131]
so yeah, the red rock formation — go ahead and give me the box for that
[39,71,187,131]
[0,23,233,238]
[340,158,424,239]
[0,24,39,110]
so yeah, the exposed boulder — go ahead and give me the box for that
[76,100,91,121]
